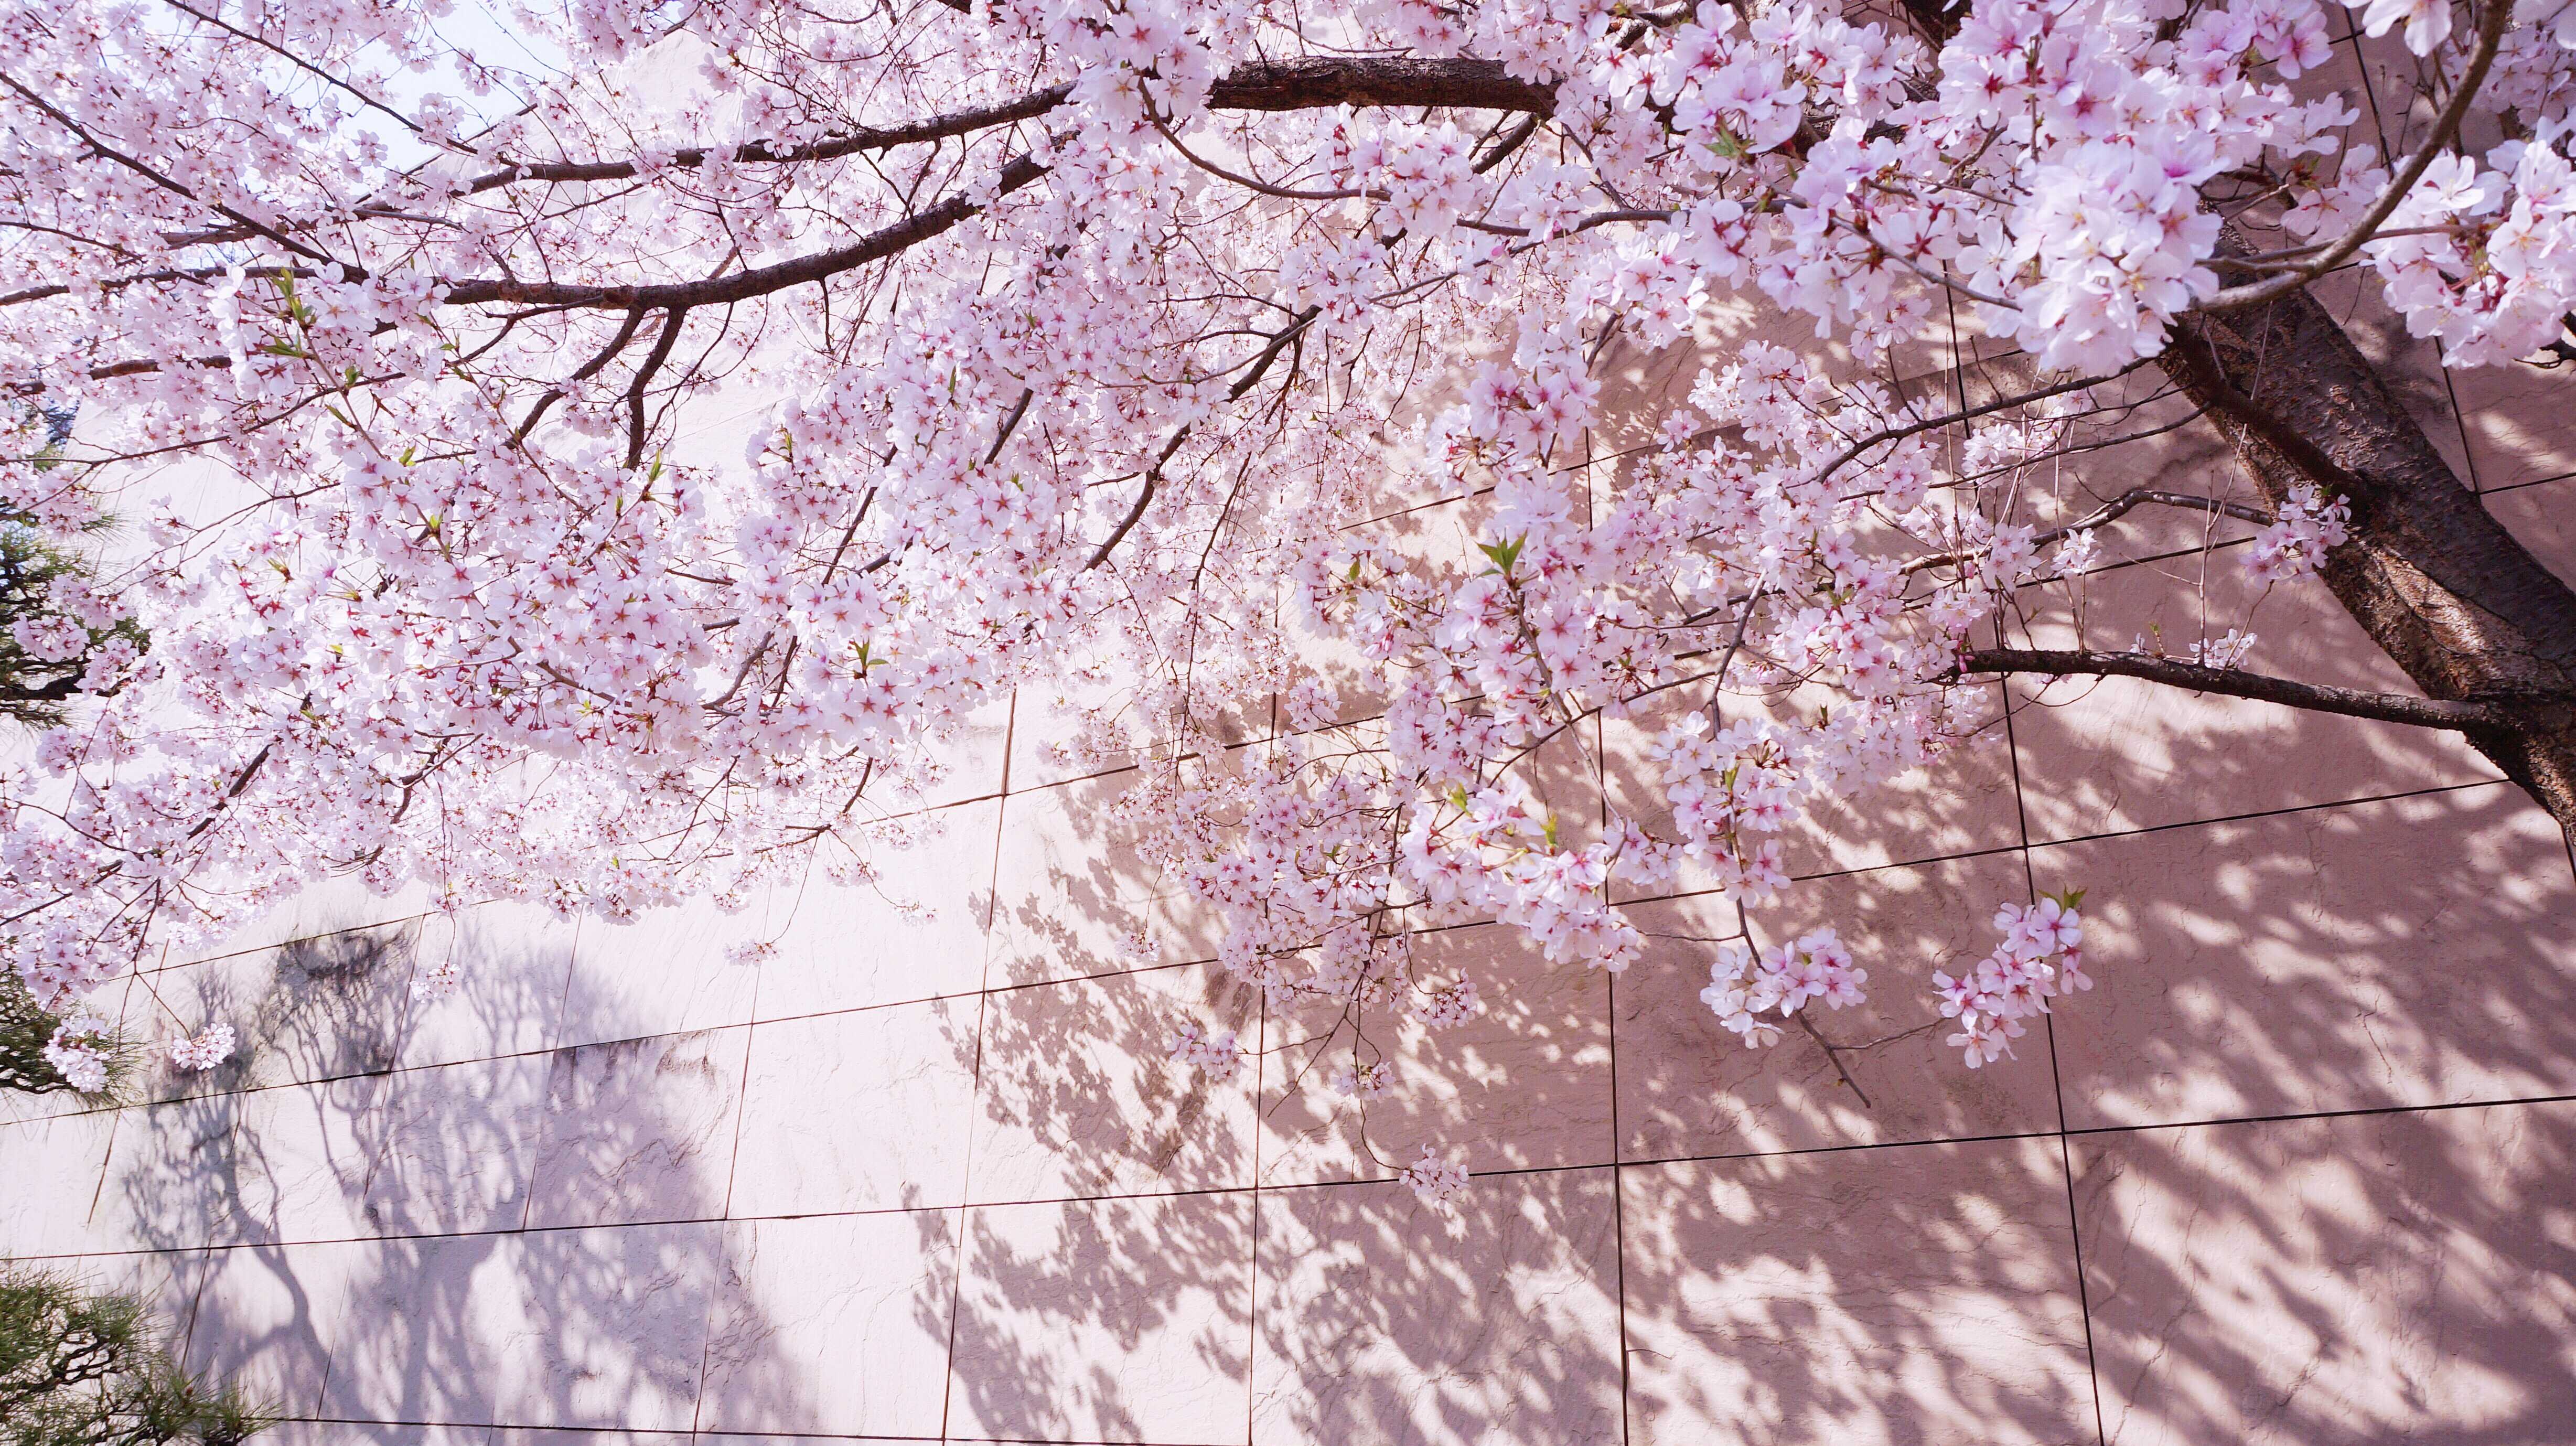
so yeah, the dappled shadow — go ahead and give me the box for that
[934,1188,1257,1443]
[1246,1169,1624,1444]
[93,908,821,1439]
[969,959,1257,1204]
[39,293,2576,1446]
[127,924,422,1103]
[950,721,1631,1442]
[2067,1100,2576,1446]
[930,314,2576,1443]
[946,761,2576,1443]
[1618,1137,2095,1446]
[2036,784,2576,1128]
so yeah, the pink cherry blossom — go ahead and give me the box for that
[0,0,2563,1161]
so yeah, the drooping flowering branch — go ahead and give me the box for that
[1,0,2569,1195]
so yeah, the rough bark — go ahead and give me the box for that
[2162,281,2576,831]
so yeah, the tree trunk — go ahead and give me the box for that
[2161,280,2576,832]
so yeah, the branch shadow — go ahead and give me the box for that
[92,911,821,1441]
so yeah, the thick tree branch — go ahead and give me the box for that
[18,56,1559,331]
[1963,648,2512,731]
[2164,234,2576,827]
[442,152,1048,308]
[457,57,1554,197]
[1207,56,1556,113]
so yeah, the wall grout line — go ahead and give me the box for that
[264,1417,1276,1445]
[696,909,763,1438]
[23,1090,2576,1266]
[37,451,2576,1442]
[22,762,2510,1131]
[1584,416,1636,1446]
[1995,432,2115,1445]
[940,689,1015,1443]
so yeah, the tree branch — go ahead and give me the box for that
[1962,647,2513,731]
[1083,305,1321,570]
[450,56,1553,199]
[442,152,1050,308]
[1208,56,1557,114]
[1811,357,2156,483]
[2199,0,2512,311]
[454,85,1075,195]
[19,57,1560,326]
[1901,486,2274,576]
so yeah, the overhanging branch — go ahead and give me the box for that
[450,57,1554,198]
[1962,647,2512,732]
[442,152,1049,308]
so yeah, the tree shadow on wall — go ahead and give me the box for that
[947,509,2576,1445]
[1610,781,2576,1442]
[97,914,822,1442]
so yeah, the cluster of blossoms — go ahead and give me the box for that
[0,0,2563,1170]
[38,1009,114,1094]
[165,1023,235,1074]
[410,951,464,1003]
[1934,896,2091,1066]
[1411,978,1486,1030]
[1168,1020,1246,1084]
[1332,1060,1399,1099]
[2189,628,2264,669]
[1701,929,1868,1046]
[2247,483,2356,584]
[1399,1144,1472,1205]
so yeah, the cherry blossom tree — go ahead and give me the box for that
[4,0,2573,1191]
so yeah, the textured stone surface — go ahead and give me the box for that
[947,1191,1254,1444]
[729,999,979,1216]
[524,1027,746,1229]
[1623,1139,2096,1446]
[1260,922,1616,1186]
[94,1094,238,1252]
[132,920,424,1101]
[225,1075,387,1245]
[186,1238,363,1418]
[166,879,435,971]
[9,732,2573,1446]
[2042,783,2576,1129]
[558,897,766,1047]
[968,962,1257,1203]
[2451,363,2576,492]
[753,799,1002,1018]
[2075,1102,2576,1445]
[318,1224,720,1431]
[696,1212,960,1438]
[1616,856,2060,1163]
[2489,474,2576,577]
[397,904,576,1070]
[2006,549,2498,843]
[360,1053,552,1236]
[1252,1169,1624,1446]
[985,772,1205,987]
[0,1109,114,1256]
[267,1423,493,1445]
